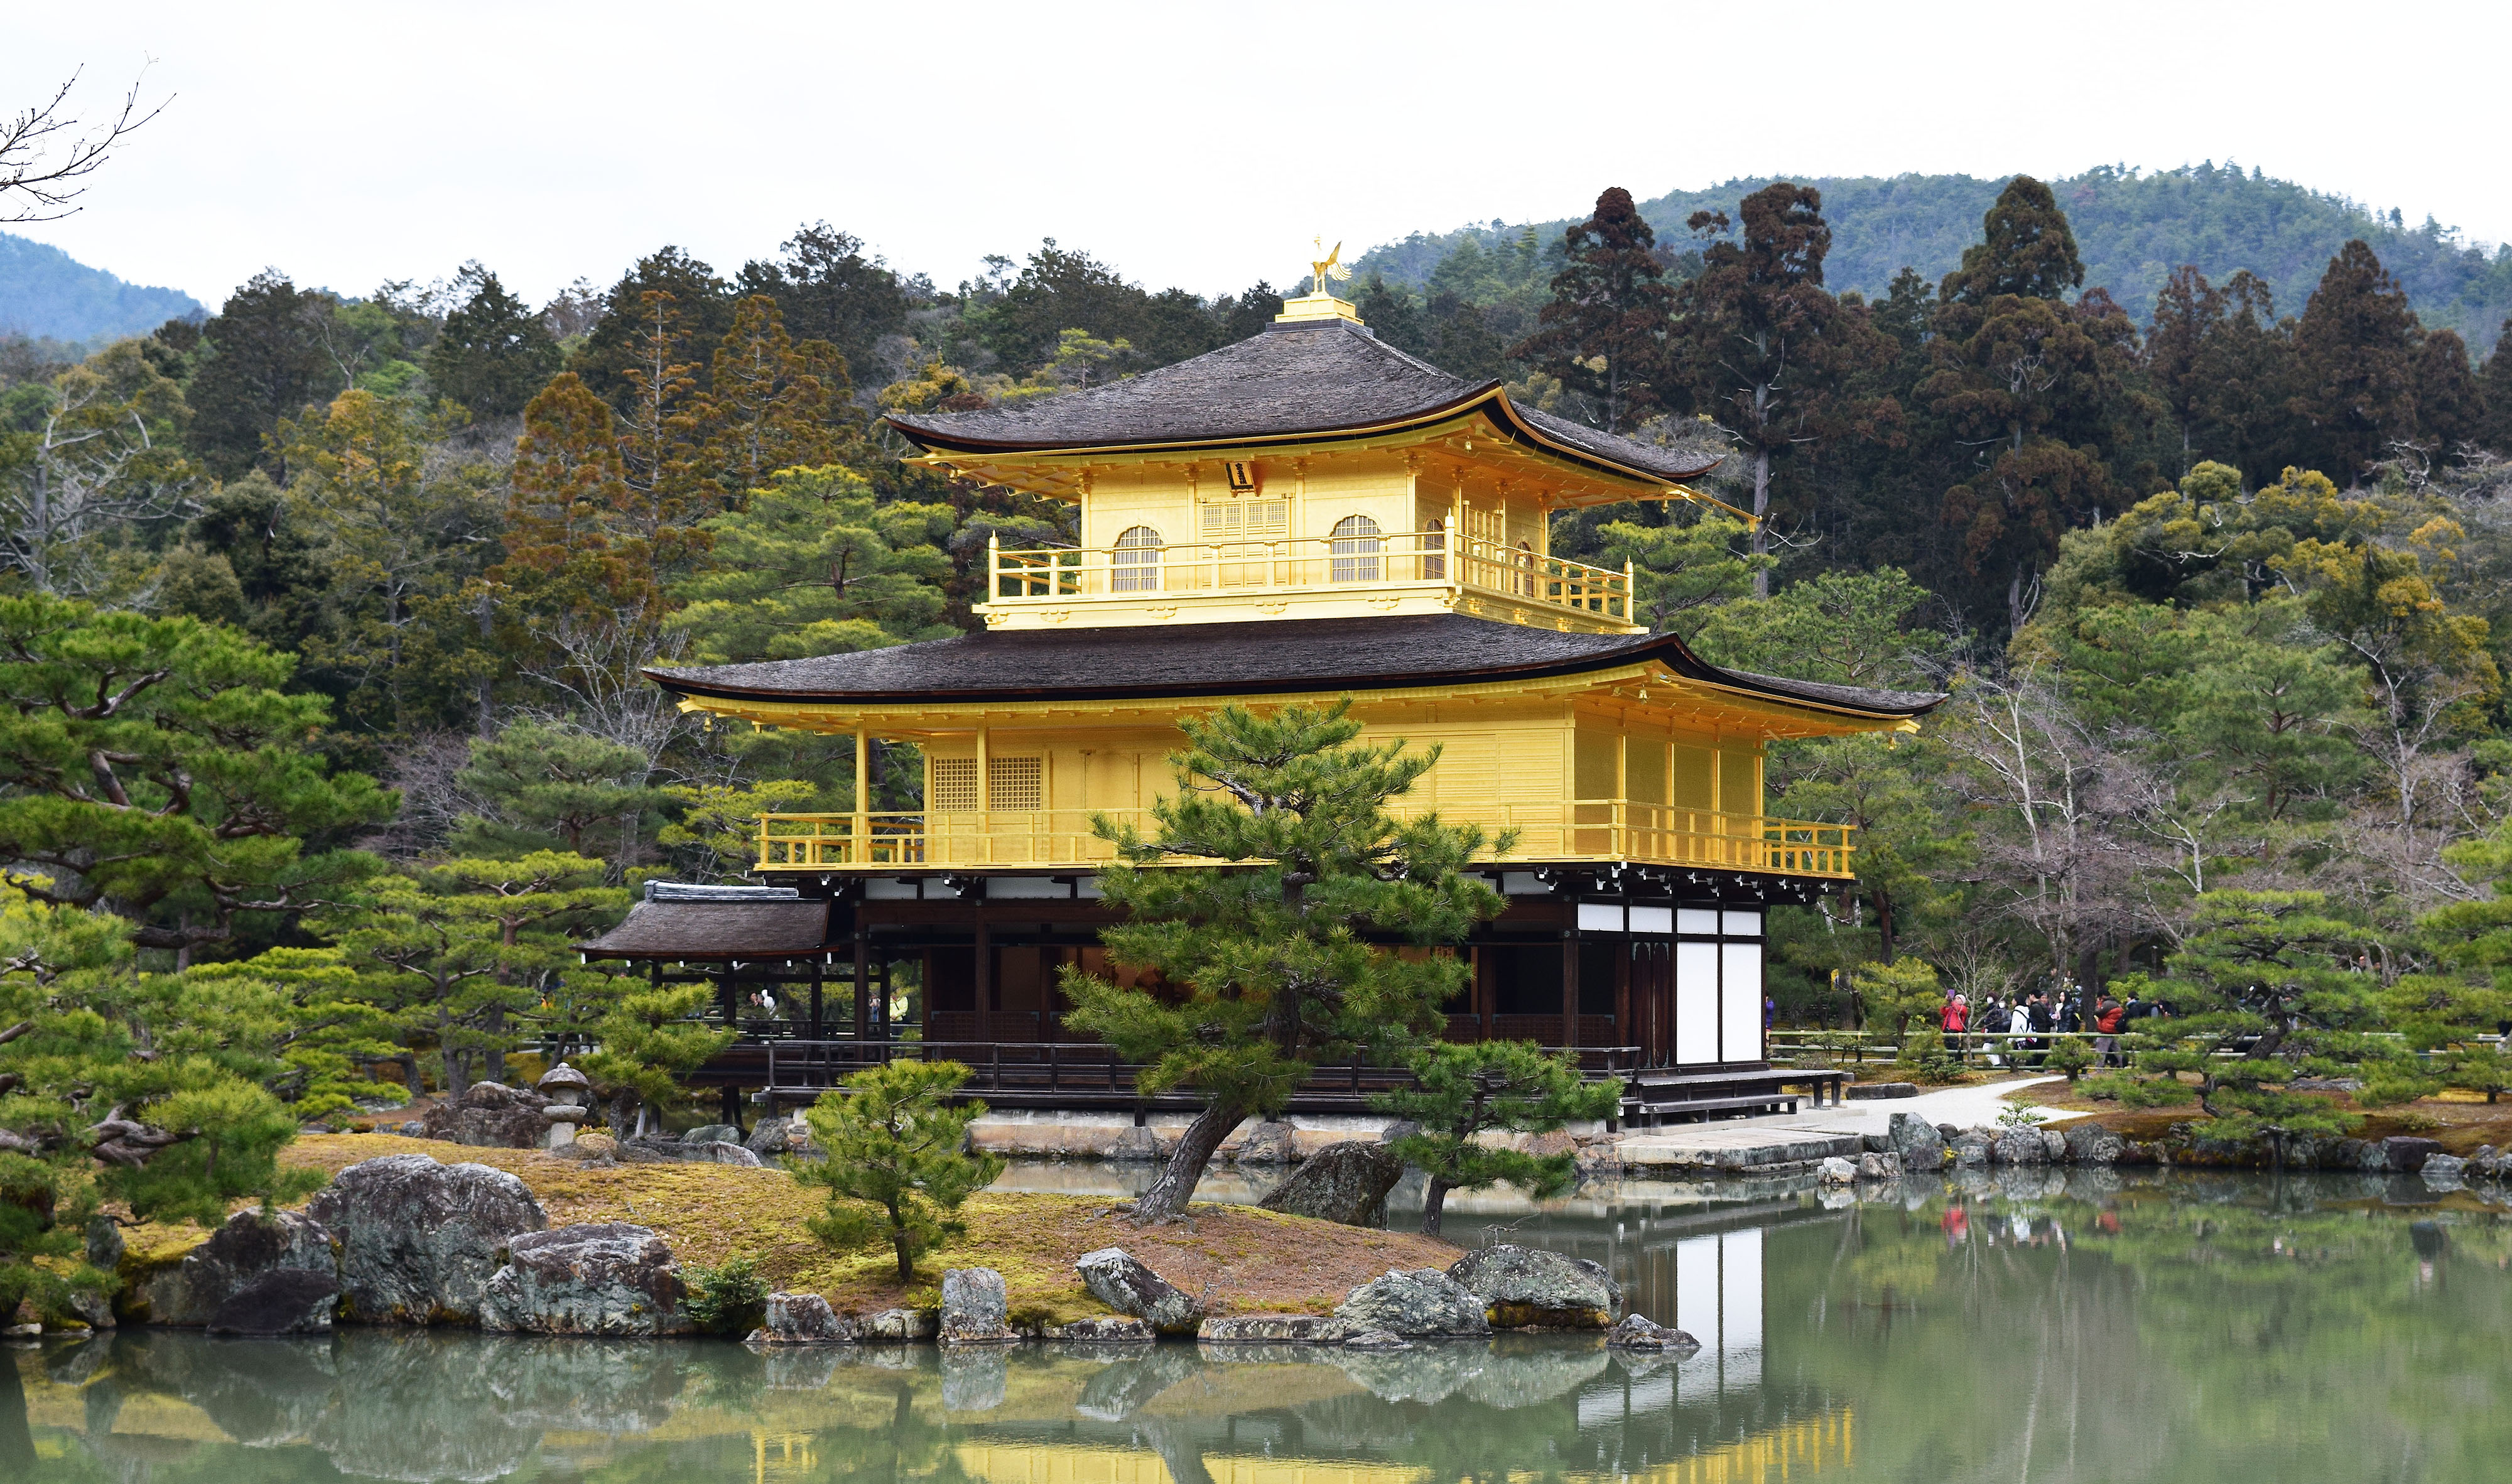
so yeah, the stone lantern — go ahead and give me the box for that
[536,1062,594,1149]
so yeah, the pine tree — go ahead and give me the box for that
[1511,187,1676,433]
[794,1060,1003,1282]
[426,263,561,420]
[2293,239,2422,482]
[569,247,735,409]
[668,464,956,664]
[1061,698,1506,1221]
[185,271,342,480]
[1373,1041,1619,1237]
[448,718,663,862]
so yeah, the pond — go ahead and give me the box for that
[10,1166,2512,1483]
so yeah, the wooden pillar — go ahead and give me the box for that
[1561,930,1579,1048]
[853,925,871,1042]
[853,726,872,863]
[809,962,823,1041]
[1476,945,1495,1042]
[718,966,737,1028]
[973,919,993,1046]
[1614,940,1632,1049]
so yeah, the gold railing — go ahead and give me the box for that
[757,803,1852,878]
[987,529,1630,622]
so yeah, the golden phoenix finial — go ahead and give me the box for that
[1309,236,1351,293]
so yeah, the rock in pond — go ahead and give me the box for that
[1887,1112,1946,1170]
[1334,1268,1490,1338]
[1259,1141,1405,1228]
[2383,1136,2443,1173]
[482,1222,691,1336]
[1990,1128,2050,1166]
[1857,1150,1904,1180]
[306,1154,548,1324]
[2064,1122,2126,1164]
[134,1208,337,1326]
[207,1268,339,1335]
[859,1307,938,1341]
[2422,1153,2469,1187]
[1817,1156,1857,1184]
[939,1267,1013,1345]
[1075,1247,1204,1334]
[1606,1313,1699,1351]
[1196,1314,1355,1343]
[751,1291,855,1345]
[1446,1244,1619,1329]
[1048,1316,1156,1342]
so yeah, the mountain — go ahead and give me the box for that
[0,232,203,342]
[1355,165,2512,355]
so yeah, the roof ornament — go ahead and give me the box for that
[1275,234,1365,327]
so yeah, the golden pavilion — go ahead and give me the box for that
[591,273,1941,1124]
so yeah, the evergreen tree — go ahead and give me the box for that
[568,246,734,409]
[1214,281,1286,344]
[185,270,342,480]
[1353,273,1428,357]
[1596,512,1767,636]
[668,464,956,664]
[572,967,732,1135]
[1512,188,1675,433]
[0,594,389,958]
[737,222,909,380]
[1373,1041,1618,1237]
[693,295,853,503]
[2146,265,2221,474]
[1670,182,1887,585]
[158,472,333,656]
[426,263,561,420]
[2188,271,2298,479]
[794,1059,1003,1282]
[449,718,663,862]
[1940,176,2084,305]
[2479,320,2512,453]
[2292,240,2422,482]
[1061,698,1505,1221]
[2411,328,2484,453]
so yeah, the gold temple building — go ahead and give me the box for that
[589,273,1942,1124]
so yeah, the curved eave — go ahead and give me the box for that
[884,386,1723,490]
[643,632,1939,725]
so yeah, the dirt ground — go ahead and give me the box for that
[265,1134,1455,1326]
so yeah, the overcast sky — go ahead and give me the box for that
[9,0,2508,311]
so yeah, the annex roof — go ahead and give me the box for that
[577,900,831,961]
[884,319,1724,487]
[647,613,1944,720]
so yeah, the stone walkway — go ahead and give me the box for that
[1613,1075,2088,1174]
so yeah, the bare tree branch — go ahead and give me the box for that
[2,66,170,223]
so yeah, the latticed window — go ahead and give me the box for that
[1198,500,1287,539]
[1421,516,1446,580]
[1111,525,1162,592]
[929,757,978,813]
[1329,514,1382,582]
[988,757,1043,812]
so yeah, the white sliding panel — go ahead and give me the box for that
[1719,941,1763,1063]
[1675,941,1719,1064]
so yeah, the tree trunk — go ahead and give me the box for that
[1750,445,1773,598]
[1421,1176,1453,1238]
[609,1088,639,1135]
[475,588,495,736]
[1130,1103,1245,1221]
[397,1051,423,1100]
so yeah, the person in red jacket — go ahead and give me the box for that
[1941,994,1968,1034]
[2094,997,2126,1066]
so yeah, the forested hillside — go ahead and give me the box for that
[1357,165,2512,355]
[8,173,2512,1129]
[0,230,202,342]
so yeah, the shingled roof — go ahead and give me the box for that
[647,614,1944,718]
[885,319,1723,486]
[578,900,830,960]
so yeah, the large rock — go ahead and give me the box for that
[859,1307,939,1341]
[207,1269,339,1335]
[1258,1141,1405,1228]
[1234,1121,1299,1164]
[421,1081,555,1149]
[306,1154,548,1324]
[2422,1154,2469,1188]
[939,1267,1013,1345]
[1887,1112,1946,1170]
[1991,1128,2050,1166]
[1196,1314,1355,1343]
[1075,1247,1205,1334]
[480,1222,691,1336]
[1817,1156,1856,1184]
[1857,1150,1904,1180]
[1333,1268,1490,1338]
[620,1135,764,1166]
[682,1124,743,1146]
[1446,1244,1619,1329]
[2383,1136,2443,1173]
[1049,1316,1156,1342]
[2064,1122,2126,1164]
[1951,1132,1992,1167]
[1606,1313,1699,1351]
[146,1209,337,1326]
[745,1115,803,1158]
[752,1291,856,1345]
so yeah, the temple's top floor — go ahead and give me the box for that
[885,313,1733,636]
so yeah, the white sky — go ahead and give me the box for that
[10,0,2509,311]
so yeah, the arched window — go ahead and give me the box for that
[1517,539,1535,596]
[1329,514,1382,583]
[1111,525,1162,592]
[1421,517,1446,580]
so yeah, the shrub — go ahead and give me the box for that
[682,1253,768,1335]
[794,1059,1003,1282]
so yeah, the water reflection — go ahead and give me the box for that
[11,1168,2512,1483]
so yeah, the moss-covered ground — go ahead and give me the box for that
[122,1134,1458,1326]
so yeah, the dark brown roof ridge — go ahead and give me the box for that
[885,320,1721,485]
[646,613,1944,719]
